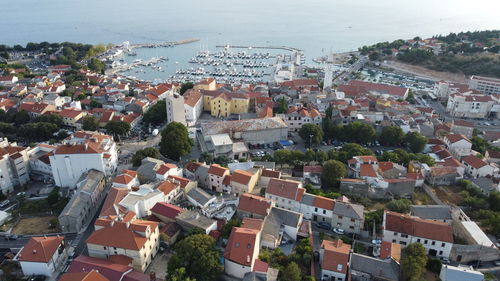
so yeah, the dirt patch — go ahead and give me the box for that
[11,216,59,235]
[412,191,433,205]
[381,59,467,83]
[434,186,463,205]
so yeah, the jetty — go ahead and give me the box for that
[131,38,200,49]
[215,44,303,52]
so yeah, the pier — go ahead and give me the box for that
[215,44,303,52]
[131,38,200,49]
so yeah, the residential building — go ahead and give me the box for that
[230,169,259,196]
[320,239,350,281]
[410,205,452,223]
[194,78,217,91]
[155,163,182,181]
[15,236,67,277]
[440,265,484,281]
[112,169,139,189]
[150,202,184,223]
[175,209,217,234]
[208,164,230,192]
[443,134,472,158]
[331,200,364,234]
[0,138,30,193]
[28,144,56,181]
[49,131,118,187]
[469,75,500,95]
[118,185,165,218]
[462,155,495,178]
[277,106,322,132]
[224,227,262,278]
[165,92,186,125]
[265,178,305,211]
[383,211,454,258]
[237,193,274,219]
[446,92,495,118]
[59,109,86,128]
[58,170,106,233]
[86,217,160,272]
[59,270,109,281]
[261,207,303,249]
[183,89,203,126]
[338,80,409,99]
[426,166,461,186]
[202,91,250,117]
[451,120,475,139]
[349,253,400,281]
[186,186,216,208]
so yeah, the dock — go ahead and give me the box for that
[215,45,303,52]
[131,38,200,49]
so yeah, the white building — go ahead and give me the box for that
[265,178,304,211]
[165,92,186,125]
[462,155,495,178]
[224,227,261,279]
[383,211,454,258]
[320,239,350,281]
[276,106,322,132]
[469,75,500,95]
[15,236,67,277]
[446,92,496,118]
[0,138,30,193]
[443,134,472,158]
[119,185,165,218]
[183,89,203,126]
[440,265,484,281]
[49,131,118,187]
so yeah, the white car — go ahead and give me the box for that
[372,239,382,245]
[333,228,345,235]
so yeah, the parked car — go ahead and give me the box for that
[333,228,345,235]
[494,260,500,266]
[317,222,331,230]
[440,257,450,265]
[5,234,18,240]
[16,192,26,197]
[371,239,382,245]
[0,200,10,208]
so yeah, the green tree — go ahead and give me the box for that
[180,82,194,95]
[471,136,491,155]
[17,122,59,142]
[90,99,102,108]
[132,147,161,167]
[273,149,292,167]
[338,143,373,163]
[488,192,500,212]
[343,122,376,144]
[220,218,242,239]
[386,199,412,213]
[81,116,99,131]
[47,187,60,206]
[321,160,346,189]
[87,58,106,74]
[404,132,427,153]
[159,122,192,161]
[426,258,442,274]
[369,51,380,61]
[167,234,223,281]
[379,126,404,146]
[199,152,214,164]
[280,262,302,281]
[143,100,166,125]
[274,98,288,114]
[168,267,196,281]
[401,243,428,281]
[34,114,63,126]
[105,121,131,140]
[299,124,324,148]
[214,155,230,167]
[14,110,30,125]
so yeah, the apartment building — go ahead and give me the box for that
[469,75,500,95]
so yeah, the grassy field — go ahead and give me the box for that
[11,216,58,235]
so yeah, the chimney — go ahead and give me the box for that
[33,250,37,254]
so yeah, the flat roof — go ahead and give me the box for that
[461,221,496,247]
[210,134,233,146]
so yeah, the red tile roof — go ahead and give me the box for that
[59,270,110,281]
[113,174,135,185]
[100,187,129,217]
[385,211,453,243]
[380,241,401,262]
[208,164,229,177]
[360,164,377,178]
[231,170,253,185]
[266,178,305,201]
[312,195,335,210]
[224,227,260,266]
[17,236,64,263]
[445,134,470,144]
[86,220,158,250]
[303,165,323,174]
[167,175,191,188]
[151,202,184,220]
[241,217,264,231]
[156,180,178,195]
[261,169,280,178]
[321,239,350,273]
[462,155,488,169]
[156,163,177,175]
[67,255,154,281]
[378,162,394,172]
[238,193,272,217]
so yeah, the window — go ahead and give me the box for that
[104,246,107,250]
[441,243,445,247]
[338,215,343,219]
[349,226,354,230]
[424,240,428,244]
[392,239,396,243]
[314,208,318,212]
[439,251,443,255]
[417,239,421,243]
[351,218,355,222]
[337,264,343,271]
[235,243,240,248]
[400,241,407,246]
[401,234,408,238]
[247,243,251,249]
[323,210,326,214]
[431,241,436,246]
[393,232,398,236]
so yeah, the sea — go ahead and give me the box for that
[2,0,499,81]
